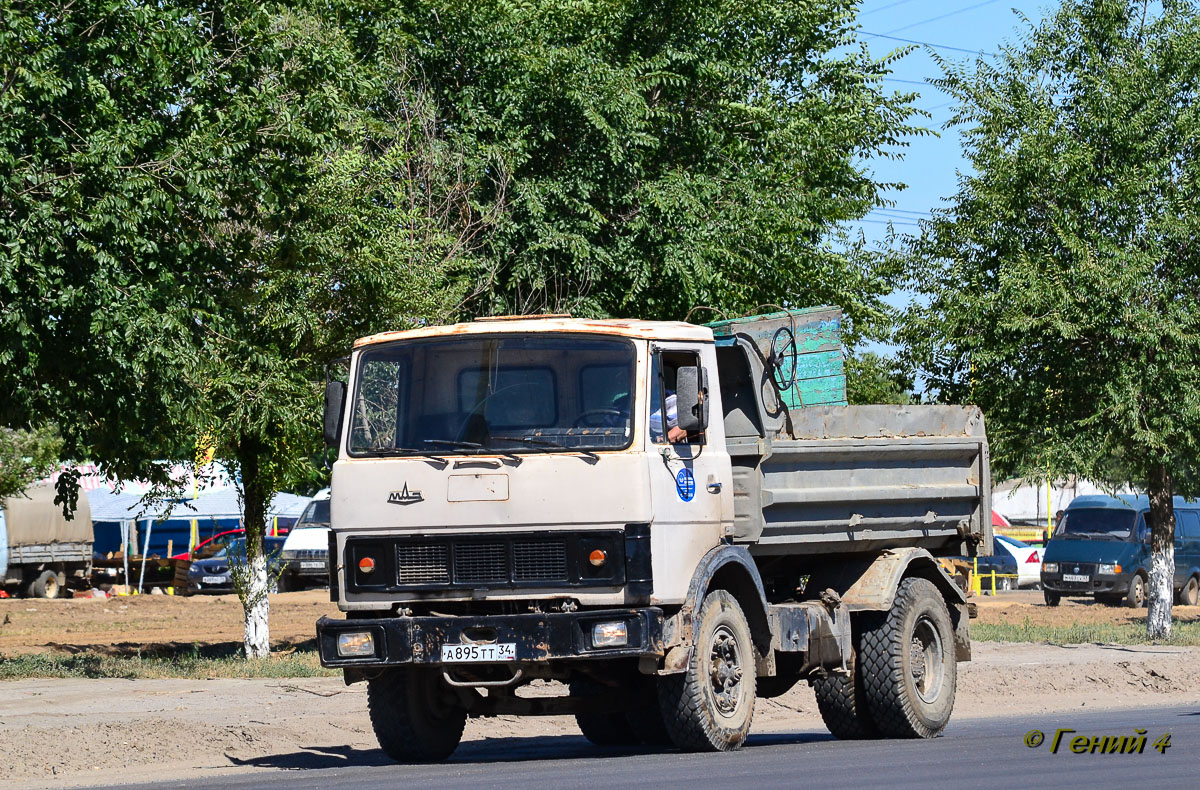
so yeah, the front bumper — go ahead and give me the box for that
[1041,572,1128,595]
[316,608,664,668]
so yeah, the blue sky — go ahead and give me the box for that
[851,0,1052,242]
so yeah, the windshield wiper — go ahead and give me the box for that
[361,446,449,467]
[424,439,522,464]
[506,436,599,462]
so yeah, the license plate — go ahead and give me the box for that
[1063,574,1090,582]
[202,576,225,584]
[440,643,517,663]
[300,561,324,569]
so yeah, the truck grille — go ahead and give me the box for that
[396,544,451,584]
[454,542,511,583]
[346,531,628,592]
[513,540,567,581]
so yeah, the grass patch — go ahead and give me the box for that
[0,646,339,680]
[974,617,1200,646]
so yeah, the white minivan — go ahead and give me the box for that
[278,488,331,591]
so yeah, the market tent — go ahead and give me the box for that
[90,487,310,556]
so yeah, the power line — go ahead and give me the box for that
[874,207,930,216]
[883,77,942,88]
[861,0,923,17]
[857,218,920,227]
[860,31,997,57]
[885,0,1003,36]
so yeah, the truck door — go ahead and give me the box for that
[645,344,733,603]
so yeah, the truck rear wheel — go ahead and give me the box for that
[859,577,956,739]
[367,668,466,762]
[657,589,756,751]
[812,649,879,740]
[26,570,61,599]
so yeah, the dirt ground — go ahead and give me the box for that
[3,589,1200,788]
[5,588,1197,657]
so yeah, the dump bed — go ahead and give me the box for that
[728,405,990,558]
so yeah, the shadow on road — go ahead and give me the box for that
[227,730,832,771]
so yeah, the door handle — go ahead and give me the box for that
[707,481,722,494]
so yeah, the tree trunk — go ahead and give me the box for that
[237,436,271,659]
[1146,463,1175,640]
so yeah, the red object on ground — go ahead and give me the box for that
[0,590,9,598]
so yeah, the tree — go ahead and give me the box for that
[1,1,475,655]
[901,0,1200,638]
[845,352,913,405]
[0,425,62,501]
[385,0,923,327]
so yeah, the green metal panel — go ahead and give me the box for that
[706,306,847,407]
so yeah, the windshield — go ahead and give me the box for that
[1055,508,1141,540]
[296,499,330,528]
[348,334,635,456]
[213,538,285,559]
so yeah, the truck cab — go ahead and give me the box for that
[327,317,728,614]
[316,314,989,761]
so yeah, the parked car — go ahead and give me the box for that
[173,529,245,561]
[994,534,1042,588]
[186,536,287,594]
[1041,494,1200,608]
[952,539,1019,593]
[278,489,330,592]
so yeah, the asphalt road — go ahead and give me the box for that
[104,705,1197,790]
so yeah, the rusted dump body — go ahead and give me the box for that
[729,404,991,559]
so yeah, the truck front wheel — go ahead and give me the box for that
[859,577,956,739]
[657,589,756,751]
[367,668,466,762]
[571,679,641,746]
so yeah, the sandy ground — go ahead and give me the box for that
[2,589,1200,788]
[5,588,1197,657]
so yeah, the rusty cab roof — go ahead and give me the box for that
[353,315,714,349]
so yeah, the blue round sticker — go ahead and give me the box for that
[675,468,696,502]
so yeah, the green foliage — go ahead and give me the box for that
[0,648,335,680]
[973,619,1200,647]
[902,0,1200,494]
[1,1,474,652]
[845,351,914,405]
[0,424,62,500]
[389,0,924,328]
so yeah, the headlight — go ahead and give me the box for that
[1098,563,1122,575]
[592,621,629,648]
[1042,562,1059,573]
[336,631,376,657]
[280,550,298,561]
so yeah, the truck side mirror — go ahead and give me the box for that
[324,380,346,449]
[675,365,709,433]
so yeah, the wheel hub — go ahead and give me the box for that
[708,625,743,715]
[909,615,944,704]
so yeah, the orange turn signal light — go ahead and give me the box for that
[358,557,376,574]
[588,549,607,567]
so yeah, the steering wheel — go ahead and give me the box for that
[768,326,797,392]
[456,383,530,441]
[573,408,623,428]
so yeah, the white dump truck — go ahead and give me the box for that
[315,311,991,761]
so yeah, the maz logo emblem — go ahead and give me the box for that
[387,484,423,505]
